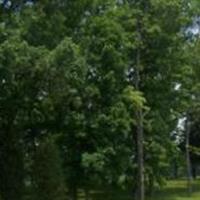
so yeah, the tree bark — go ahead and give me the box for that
[185,114,193,195]
[135,108,145,200]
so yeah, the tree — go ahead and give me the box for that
[124,0,193,197]
[32,137,66,200]
[46,37,87,200]
[178,28,200,194]
[79,3,147,198]
[0,35,47,200]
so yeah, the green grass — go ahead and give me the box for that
[78,179,200,200]
[148,179,200,200]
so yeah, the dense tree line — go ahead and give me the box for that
[0,1,199,200]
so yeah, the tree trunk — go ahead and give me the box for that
[134,21,145,200]
[173,160,178,179]
[192,164,196,179]
[136,109,145,200]
[185,114,193,195]
[147,174,154,197]
[85,188,90,200]
[69,185,77,200]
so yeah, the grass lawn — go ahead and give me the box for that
[81,179,200,200]
[148,179,200,200]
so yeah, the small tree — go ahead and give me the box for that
[32,137,66,200]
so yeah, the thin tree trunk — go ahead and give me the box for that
[85,188,90,200]
[135,21,145,200]
[135,107,145,200]
[173,161,178,179]
[192,164,196,179]
[69,185,77,200]
[147,174,154,196]
[185,113,193,195]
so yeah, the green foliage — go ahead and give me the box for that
[0,0,199,199]
[0,35,47,200]
[123,86,146,110]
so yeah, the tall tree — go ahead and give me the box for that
[0,35,47,200]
